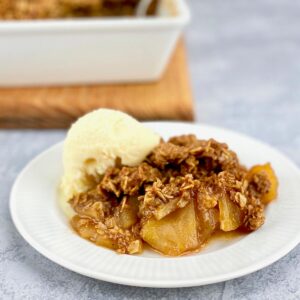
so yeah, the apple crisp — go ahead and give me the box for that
[69,134,278,256]
[0,0,157,20]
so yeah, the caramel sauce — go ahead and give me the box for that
[208,229,247,242]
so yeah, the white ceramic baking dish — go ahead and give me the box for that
[0,0,190,86]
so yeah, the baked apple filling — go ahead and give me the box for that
[70,135,278,256]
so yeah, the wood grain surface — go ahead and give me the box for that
[0,40,194,128]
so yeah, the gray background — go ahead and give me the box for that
[1,0,300,299]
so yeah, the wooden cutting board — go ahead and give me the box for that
[0,40,194,128]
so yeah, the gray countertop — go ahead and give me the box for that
[1,0,300,299]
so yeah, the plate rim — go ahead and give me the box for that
[10,121,300,288]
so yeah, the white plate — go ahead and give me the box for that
[10,122,300,288]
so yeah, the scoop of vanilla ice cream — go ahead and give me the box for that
[60,109,160,202]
